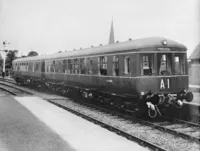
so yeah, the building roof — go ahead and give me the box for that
[189,43,200,60]
[13,37,187,63]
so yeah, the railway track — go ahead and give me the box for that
[47,99,166,151]
[0,78,199,150]
[151,118,200,142]
[0,82,33,96]
[46,98,199,151]
[60,95,200,143]
[0,77,16,84]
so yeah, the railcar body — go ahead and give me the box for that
[12,37,193,117]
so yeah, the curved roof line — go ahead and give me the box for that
[14,37,187,62]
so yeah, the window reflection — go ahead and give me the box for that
[174,53,186,75]
[158,54,172,75]
[141,54,154,75]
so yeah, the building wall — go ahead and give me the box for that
[188,60,200,85]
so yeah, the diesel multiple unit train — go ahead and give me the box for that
[12,37,193,118]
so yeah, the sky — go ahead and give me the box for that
[0,0,199,57]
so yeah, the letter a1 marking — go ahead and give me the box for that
[160,79,170,89]
[160,79,165,89]
[167,79,170,89]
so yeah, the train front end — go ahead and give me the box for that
[136,42,193,117]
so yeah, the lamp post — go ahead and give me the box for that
[0,50,7,78]
[0,41,9,78]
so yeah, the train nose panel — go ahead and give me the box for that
[136,76,188,94]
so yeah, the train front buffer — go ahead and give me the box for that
[136,76,193,118]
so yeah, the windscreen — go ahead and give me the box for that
[140,53,186,76]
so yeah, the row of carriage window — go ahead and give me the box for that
[15,56,123,76]
[14,53,186,76]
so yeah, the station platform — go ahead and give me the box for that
[0,96,75,151]
[189,84,200,93]
[0,95,149,151]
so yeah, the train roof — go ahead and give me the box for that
[13,37,187,63]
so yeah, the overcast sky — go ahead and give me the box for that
[0,0,199,56]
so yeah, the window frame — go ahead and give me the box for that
[98,56,108,75]
[112,55,119,76]
[124,56,130,74]
[140,53,155,76]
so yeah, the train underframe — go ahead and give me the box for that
[14,76,194,119]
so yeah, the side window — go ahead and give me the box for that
[158,54,172,75]
[87,58,93,75]
[50,60,55,73]
[112,56,119,76]
[32,63,34,72]
[34,62,39,72]
[55,60,62,73]
[46,61,50,73]
[74,59,80,74]
[28,62,32,72]
[55,60,59,73]
[67,59,72,73]
[17,63,19,71]
[80,58,87,74]
[63,59,67,73]
[124,56,130,74]
[141,54,154,75]
[98,56,107,75]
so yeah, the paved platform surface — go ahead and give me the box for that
[14,96,149,151]
[0,96,75,151]
[0,95,149,151]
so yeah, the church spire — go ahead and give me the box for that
[108,19,115,44]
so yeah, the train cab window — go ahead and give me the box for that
[141,54,154,76]
[158,54,172,75]
[124,56,130,74]
[112,56,119,76]
[174,53,186,75]
[98,56,107,75]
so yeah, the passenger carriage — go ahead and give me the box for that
[12,37,193,117]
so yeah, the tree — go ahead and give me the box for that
[28,51,38,57]
[5,50,18,69]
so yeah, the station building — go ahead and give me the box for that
[188,43,200,86]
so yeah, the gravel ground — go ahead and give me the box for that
[48,99,200,151]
